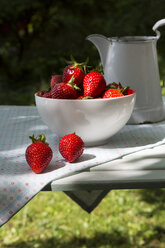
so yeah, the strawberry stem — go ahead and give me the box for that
[109,84,117,89]
[89,63,103,75]
[68,76,81,91]
[29,134,49,145]
[122,86,130,95]
[66,55,90,73]
[80,96,93,100]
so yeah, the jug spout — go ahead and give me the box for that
[86,34,110,67]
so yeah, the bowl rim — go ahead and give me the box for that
[35,91,136,102]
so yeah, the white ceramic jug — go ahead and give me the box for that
[87,19,165,124]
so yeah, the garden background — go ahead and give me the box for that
[1,0,165,105]
[1,0,165,247]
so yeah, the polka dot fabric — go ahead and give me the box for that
[1,105,165,226]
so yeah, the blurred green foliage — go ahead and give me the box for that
[1,0,165,105]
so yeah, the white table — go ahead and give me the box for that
[2,105,165,225]
[50,96,165,192]
[51,145,165,191]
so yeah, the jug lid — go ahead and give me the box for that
[109,36,158,43]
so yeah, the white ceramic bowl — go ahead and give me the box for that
[35,93,136,146]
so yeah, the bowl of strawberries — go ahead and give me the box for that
[35,59,136,146]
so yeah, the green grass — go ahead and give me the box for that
[1,189,165,248]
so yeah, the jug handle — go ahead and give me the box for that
[152,19,165,39]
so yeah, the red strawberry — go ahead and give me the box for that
[25,134,53,174]
[77,96,93,100]
[59,133,84,163]
[63,65,85,86]
[50,75,62,88]
[102,88,124,98]
[125,88,136,95]
[109,82,119,88]
[83,71,106,97]
[51,77,80,99]
[36,90,45,97]
[42,91,52,98]
[62,57,88,86]
[106,82,130,95]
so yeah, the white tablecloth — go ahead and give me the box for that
[0,105,165,226]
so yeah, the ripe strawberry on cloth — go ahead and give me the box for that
[25,134,53,173]
[59,133,84,163]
